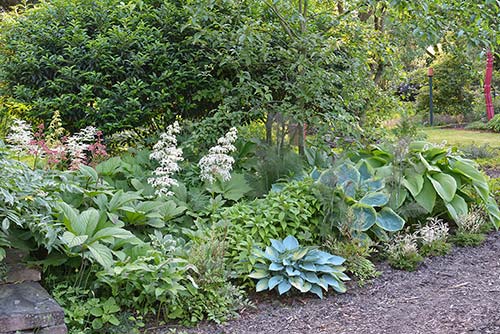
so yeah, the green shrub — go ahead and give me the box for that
[249,235,349,299]
[487,114,500,132]
[324,239,380,286]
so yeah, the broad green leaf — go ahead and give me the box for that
[87,243,114,268]
[81,208,100,236]
[336,163,360,186]
[376,207,405,232]
[359,192,389,207]
[206,173,252,201]
[256,278,269,292]
[270,239,285,252]
[61,231,88,247]
[418,152,441,172]
[414,178,436,213]
[302,272,320,284]
[57,202,80,233]
[289,276,306,291]
[282,235,299,251]
[327,255,345,266]
[444,194,467,222]
[427,173,457,202]
[352,203,377,231]
[91,227,134,243]
[291,248,308,261]
[357,160,374,181]
[402,173,424,197]
[450,158,486,184]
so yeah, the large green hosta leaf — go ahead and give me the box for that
[402,173,424,197]
[375,207,405,232]
[427,173,456,203]
[359,192,389,207]
[444,194,468,222]
[414,178,436,213]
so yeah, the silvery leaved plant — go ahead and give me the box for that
[148,121,183,196]
[418,217,449,244]
[6,119,34,154]
[198,127,238,184]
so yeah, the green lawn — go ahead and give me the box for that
[423,128,500,148]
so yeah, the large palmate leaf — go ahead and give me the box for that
[427,173,457,202]
[376,207,405,231]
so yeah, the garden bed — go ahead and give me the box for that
[166,232,500,334]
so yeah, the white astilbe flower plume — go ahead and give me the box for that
[66,126,98,169]
[198,127,238,184]
[6,119,34,153]
[148,121,183,196]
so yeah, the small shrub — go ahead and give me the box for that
[386,232,423,271]
[417,217,451,257]
[249,235,350,299]
[324,238,380,286]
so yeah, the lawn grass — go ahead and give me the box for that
[423,128,500,148]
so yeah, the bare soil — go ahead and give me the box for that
[163,232,500,334]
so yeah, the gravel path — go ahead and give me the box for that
[164,232,500,334]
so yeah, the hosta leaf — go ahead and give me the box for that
[357,160,374,181]
[322,274,347,293]
[444,194,468,222]
[450,158,486,184]
[256,278,269,292]
[362,178,384,192]
[402,173,424,197]
[278,280,292,295]
[315,264,335,273]
[427,173,457,203]
[286,266,301,276]
[291,248,308,261]
[270,239,285,253]
[317,278,328,291]
[359,192,389,207]
[309,285,323,299]
[269,262,284,271]
[327,255,345,266]
[268,275,284,290]
[264,246,279,262]
[299,262,316,271]
[301,281,312,293]
[352,203,377,231]
[249,270,269,279]
[414,178,436,213]
[282,235,299,251]
[302,272,320,284]
[289,276,305,291]
[419,152,441,172]
[376,207,405,232]
[336,163,361,185]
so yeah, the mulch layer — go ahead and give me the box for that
[163,232,500,334]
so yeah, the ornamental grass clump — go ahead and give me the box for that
[386,231,423,271]
[418,217,451,257]
[198,127,238,184]
[249,235,350,299]
[148,121,183,196]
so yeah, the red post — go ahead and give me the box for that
[485,51,495,120]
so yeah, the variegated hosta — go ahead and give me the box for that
[249,235,350,299]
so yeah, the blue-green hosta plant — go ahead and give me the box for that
[315,161,406,240]
[249,235,350,299]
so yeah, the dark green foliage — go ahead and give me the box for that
[451,231,486,247]
[324,239,380,286]
[419,240,451,257]
[387,251,423,272]
[487,115,500,133]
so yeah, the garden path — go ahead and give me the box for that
[170,232,500,334]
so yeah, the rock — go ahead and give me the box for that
[1,249,41,284]
[0,282,67,334]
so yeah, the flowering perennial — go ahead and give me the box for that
[418,217,449,244]
[198,127,238,183]
[148,122,183,196]
[6,119,34,153]
[66,126,99,170]
[386,232,419,257]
